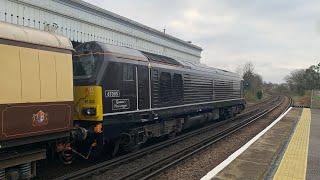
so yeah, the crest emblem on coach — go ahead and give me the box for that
[32,110,49,127]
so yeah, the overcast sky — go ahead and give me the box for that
[84,0,320,83]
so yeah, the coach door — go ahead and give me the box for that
[137,66,150,110]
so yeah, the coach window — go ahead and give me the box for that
[123,64,134,81]
[160,72,171,103]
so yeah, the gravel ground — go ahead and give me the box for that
[152,97,290,180]
[88,97,282,180]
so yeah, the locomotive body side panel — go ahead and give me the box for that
[73,41,245,122]
[102,61,138,114]
[72,41,246,148]
[100,62,150,113]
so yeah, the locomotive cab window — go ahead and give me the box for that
[73,52,99,79]
[123,64,134,81]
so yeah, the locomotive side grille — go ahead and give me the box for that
[183,74,214,103]
[152,70,241,108]
[172,74,183,104]
[214,80,241,100]
[159,72,172,105]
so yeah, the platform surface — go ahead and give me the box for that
[207,107,320,180]
[273,108,311,180]
[307,109,320,180]
[211,108,301,180]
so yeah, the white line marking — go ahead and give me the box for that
[200,107,293,180]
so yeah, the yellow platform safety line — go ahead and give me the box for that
[273,108,311,180]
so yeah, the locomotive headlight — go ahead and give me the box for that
[82,108,97,116]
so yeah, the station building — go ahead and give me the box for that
[0,0,202,65]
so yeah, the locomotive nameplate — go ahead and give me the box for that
[112,99,130,110]
[105,90,120,98]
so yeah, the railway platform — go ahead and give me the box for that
[201,106,320,180]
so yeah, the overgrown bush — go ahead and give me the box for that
[256,90,263,99]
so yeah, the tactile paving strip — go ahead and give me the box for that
[273,108,311,180]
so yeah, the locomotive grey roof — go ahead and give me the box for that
[141,51,183,66]
[77,41,241,79]
[0,21,73,50]
[175,58,240,78]
[77,41,149,62]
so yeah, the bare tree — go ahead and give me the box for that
[237,62,264,99]
[242,62,254,77]
[241,62,256,90]
[236,62,254,77]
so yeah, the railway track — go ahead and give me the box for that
[54,96,291,180]
[118,96,291,180]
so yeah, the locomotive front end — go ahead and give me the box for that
[73,44,104,123]
[73,86,103,122]
[72,42,107,158]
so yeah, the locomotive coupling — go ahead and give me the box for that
[71,126,89,142]
[69,124,104,160]
[71,123,103,141]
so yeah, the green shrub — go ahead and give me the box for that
[256,90,263,99]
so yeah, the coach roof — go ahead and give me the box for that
[0,22,73,50]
